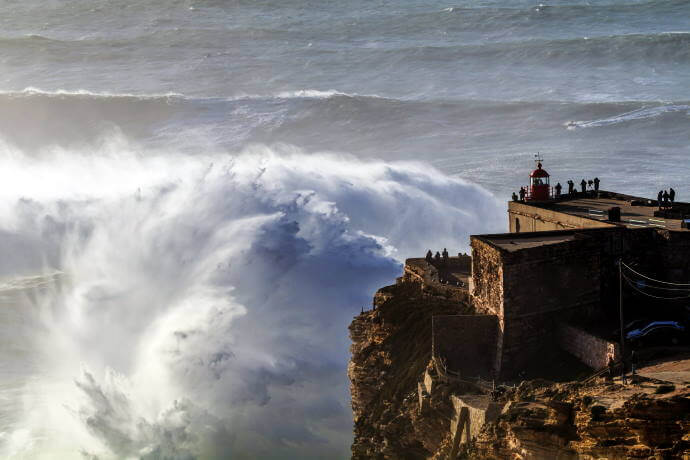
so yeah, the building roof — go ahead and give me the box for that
[530,163,549,178]
[547,194,686,231]
[476,232,579,253]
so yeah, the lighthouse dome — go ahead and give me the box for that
[530,162,549,178]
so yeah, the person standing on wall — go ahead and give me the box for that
[580,179,587,194]
[658,190,663,209]
[594,177,600,192]
[670,187,676,204]
[555,182,562,198]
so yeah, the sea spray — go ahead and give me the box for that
[0,139,503,458]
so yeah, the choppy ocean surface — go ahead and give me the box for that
[0,0,688,458]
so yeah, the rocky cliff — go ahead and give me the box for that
[349,270,690,459]
[348,274,473,459]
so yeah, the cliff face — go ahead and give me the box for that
[348,277,472,459]
[349,269,690,459]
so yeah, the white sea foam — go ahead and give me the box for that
[0,138,503,458]
[8,87,187,100]
[565,104,690,129]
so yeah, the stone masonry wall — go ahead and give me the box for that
[498,235,602,378]
[432,315,498,379]
[470,238,503,318]
[653,230,690,283]
[558,323,621,370]
[508,201,614,233]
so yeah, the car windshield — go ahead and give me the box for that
[641,321,676,332]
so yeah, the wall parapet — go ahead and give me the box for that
[432,315,499,380]
[558,323,620,370]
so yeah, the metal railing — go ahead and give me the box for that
[433,356,495,392]
[524,186,554,201]
[585,209,668,228]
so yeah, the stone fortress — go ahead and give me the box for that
[420,158,690,383]
[349,159,690,458]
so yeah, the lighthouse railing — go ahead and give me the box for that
[525,185,554,201]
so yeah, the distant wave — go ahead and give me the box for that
[2,87,187,100]
[438,0,687,16]
[372,31,690,64]
[3,87,689,136]
[0,34,65,44]
[566,104,690,129]
[0,87,388,104]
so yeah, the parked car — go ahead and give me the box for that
[626,321,687,347]
[612,319,650,338]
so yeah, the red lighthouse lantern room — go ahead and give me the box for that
[528,158,551,201]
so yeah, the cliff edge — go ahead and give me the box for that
[349,264,474,458]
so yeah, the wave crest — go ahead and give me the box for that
[0,141,504,458]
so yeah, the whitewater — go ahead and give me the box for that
[1,0,689,458]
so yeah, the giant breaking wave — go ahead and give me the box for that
[0,138,503,458]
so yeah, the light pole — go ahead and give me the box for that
[619,258,626,382]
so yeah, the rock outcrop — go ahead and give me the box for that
[349,268,690,459]
[474,378,690,459]
[349,274,473,459]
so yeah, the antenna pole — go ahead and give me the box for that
[619,258,626,381]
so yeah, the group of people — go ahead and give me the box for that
[561,177,600,197]
[657,188,676,210]
[512,177,601,201]
[426,248,449,264]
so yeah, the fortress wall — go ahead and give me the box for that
[432,315,498,379]
[558,323,621,370]
[470,238,504,318]
[508,201,613,233]
[451,253,472,272]
[498,236,602,378]
[501,236,601,319]
[653,230,690,283]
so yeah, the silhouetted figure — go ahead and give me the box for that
[588,179,593,190]
[607,355,615,382]
[519,187,526,201]
[442,248,449,262]
[658,190,663,209]
[434,251,441,262]
[425,250,433,263]
[580,179,586,194]
[622,364,628,385]
[593,177,600,191]
[567,180,574,195]
[663,190,670,208]
[512,192,518,201]
[555,182,562,197]
[670,187,676,204]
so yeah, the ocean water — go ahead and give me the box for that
[0,0,688,458]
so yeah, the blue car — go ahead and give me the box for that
[626,321,686,346]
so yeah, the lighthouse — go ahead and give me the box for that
[527,154,551,201]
